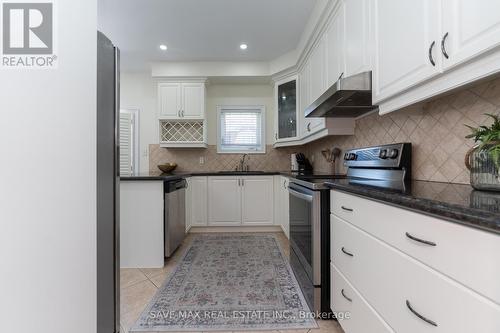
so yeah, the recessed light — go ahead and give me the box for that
[159,44,168,51]
[240,43,248,50]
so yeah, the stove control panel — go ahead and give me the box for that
[343,143,411,169]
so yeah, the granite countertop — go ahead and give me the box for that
[324,179,500,235]
[120,170,286,181]
[121,171,500,234]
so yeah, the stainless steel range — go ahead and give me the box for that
[288,175,341,315]
[344,142,412,189]
[288,142,412,315]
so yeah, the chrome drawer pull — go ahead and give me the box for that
[341,247,354,257]
[341,206,353,212]
[406,300,438,327]
[341,289,352,302]
[405,232,437,247]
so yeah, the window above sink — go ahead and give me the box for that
[217,105,266,154]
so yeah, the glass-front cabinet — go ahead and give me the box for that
[275,76,298,142]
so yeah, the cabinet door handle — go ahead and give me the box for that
[341,206,353,212]
[341,289,352,302]
[405,232,436,246]
[283,180,287,189]
[441,32,449,59]
[341,247,354,257]
[307,123,311,132]
[242,179,244,186]
[275,133,278,140]
[406,300,438,327]
[428,41,436,66]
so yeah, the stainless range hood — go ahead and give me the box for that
[305,71,377,118]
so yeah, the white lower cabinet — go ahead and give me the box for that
[188,176,208,227]
[331,190,500,304]
[208,177,242,225]
[274,176,290,238]
[241,176,274,225]
[280,176,290,238]
[207,176,274,226]
[331,264,394,333]
[331,213,500,333]
[120,181,164,268]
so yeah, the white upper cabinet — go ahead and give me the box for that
[181,82,205,118]
[241,176,274,225]
[372,0,442,103]
[299,61,311,138]
[441,0,500,70]
[302,36,327,137]
[158,81,205,119]
[274,76,299,142]
[344,0,371,76]
[326,2,346,87]
[310,34,328,101]
[158,82,181,118]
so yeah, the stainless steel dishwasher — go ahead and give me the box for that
[164,178,187,257]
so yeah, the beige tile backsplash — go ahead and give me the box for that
[305,76,500,184]
[150,76,500,184]
[149,145,298,173]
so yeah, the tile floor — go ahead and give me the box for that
[119,232,344,333]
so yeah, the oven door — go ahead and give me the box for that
[288,182,321,287]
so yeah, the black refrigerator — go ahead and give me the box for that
[97,31,120,333]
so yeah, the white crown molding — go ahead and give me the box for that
[295,0,340,72]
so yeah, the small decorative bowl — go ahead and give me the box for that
[157,163,177,174]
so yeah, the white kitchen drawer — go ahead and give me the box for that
[331,264,394,333]
[331,215,500,333]
[330,189,500,305]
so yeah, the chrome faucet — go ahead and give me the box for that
[238,154,249,171]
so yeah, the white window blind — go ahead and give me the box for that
[218,106,265,153]
[119,112,133,176]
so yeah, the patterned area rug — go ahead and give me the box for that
[131,234,317,332]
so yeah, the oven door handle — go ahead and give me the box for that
[288,187,314,202]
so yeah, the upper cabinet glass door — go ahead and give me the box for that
[277,79,297,140]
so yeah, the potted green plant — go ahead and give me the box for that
[465,113,500,191]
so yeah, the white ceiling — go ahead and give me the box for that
[98,0,317,71]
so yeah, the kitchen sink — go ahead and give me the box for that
[216,171,266,175]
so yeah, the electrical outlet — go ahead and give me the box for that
[199,156,205,165]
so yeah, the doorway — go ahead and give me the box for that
[119,109,140,176]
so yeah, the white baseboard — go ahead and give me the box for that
[188,226,283,233]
